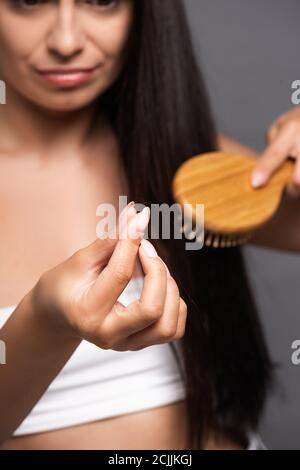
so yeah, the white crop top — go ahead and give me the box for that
[0,276,187,436]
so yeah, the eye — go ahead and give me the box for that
[8,0,47,10]
[8,0,120,11]
[83,0,119,10]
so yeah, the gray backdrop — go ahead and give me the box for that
[184,0,300,450]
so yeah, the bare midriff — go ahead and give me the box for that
[0,400,243,450]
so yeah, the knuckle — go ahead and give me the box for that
[153,258,168,276]
[142,303,164,321]
[174,324,185,340]
[114,264,132,284]
[174,324,186,340]
[96,322,115,350]
[173,302,188,340]
[180,298,188,314]
[167,276,180,295]
[159,322,178,339]
[285,120,299,134]
[99,335,114,350]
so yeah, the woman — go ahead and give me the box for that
[1,0,300,450]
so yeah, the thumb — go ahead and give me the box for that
[251,134,291,188]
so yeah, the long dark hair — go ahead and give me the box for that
[98,0,273,449]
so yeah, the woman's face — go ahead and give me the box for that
[0,0,134,112]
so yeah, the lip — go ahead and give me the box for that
[35,65,100,88]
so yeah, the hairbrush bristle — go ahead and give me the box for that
[177,212,252,248]
[203,230,253,248]
[172,151,295,248]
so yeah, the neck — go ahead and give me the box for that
[0,84,106,161]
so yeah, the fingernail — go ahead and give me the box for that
[119,201,135,222]
[251,171,266,188]
[122,206,150,239]
[140,239,158,257]
[127,201,136,218]
[118,202,136,237]
[135,207,151,233]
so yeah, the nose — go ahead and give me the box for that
[47,4,85,59]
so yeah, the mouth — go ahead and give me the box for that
[35,65,101,88]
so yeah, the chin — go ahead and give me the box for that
[41,97,99,113]
[21,87,104,114]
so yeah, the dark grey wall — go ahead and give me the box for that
[184,0,300,449]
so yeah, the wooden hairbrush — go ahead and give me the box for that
[172,151,295,248]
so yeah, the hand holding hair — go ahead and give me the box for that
[31,202,187,351]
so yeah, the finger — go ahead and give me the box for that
[251,128,295,187]
[286,156,300,198]
[173,298,188,340]
[117,200,137,238]
[87,207,150,316]
[115,296,187,352]
[77,201,136,270]
[266,108,300,144]
[100,239,168,342]
[129,298,188,351]
[115,276,181,350]
[266,121,280,143]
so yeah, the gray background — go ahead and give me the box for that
[184,0,300,449]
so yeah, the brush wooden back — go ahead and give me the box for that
[172,152,294,235]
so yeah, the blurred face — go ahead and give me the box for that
[0,0,134,111]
